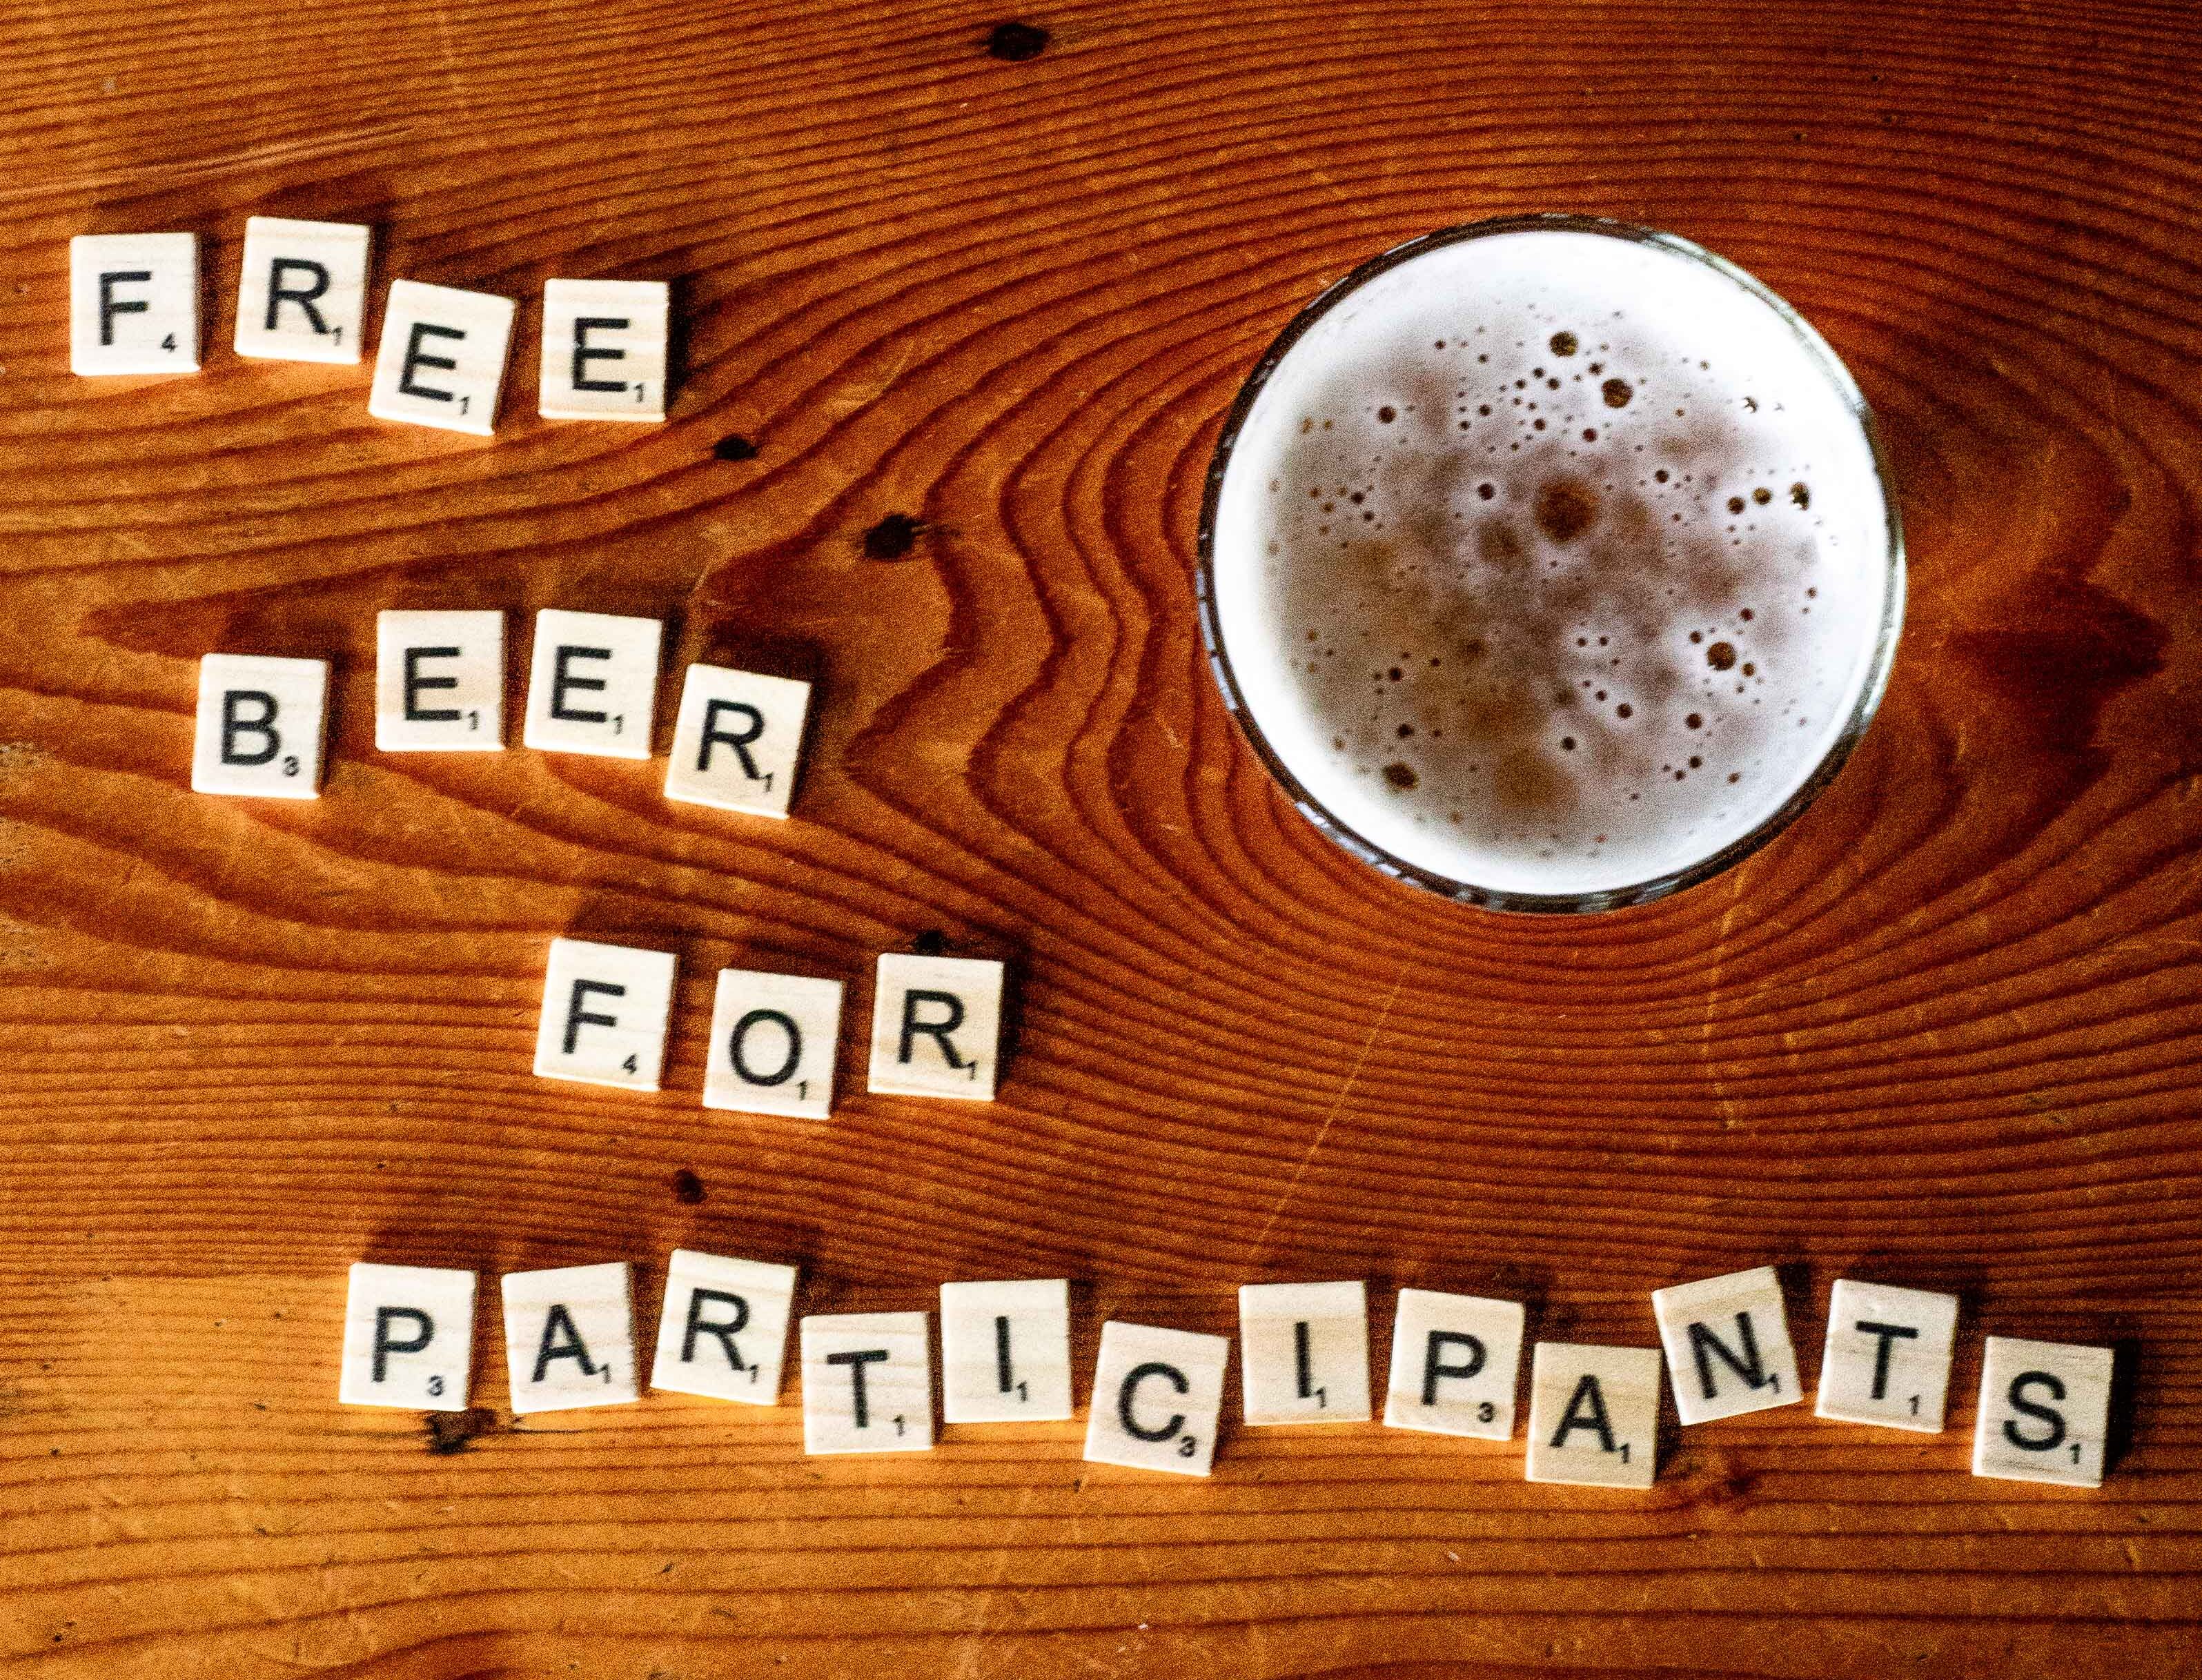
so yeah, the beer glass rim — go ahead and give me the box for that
[1194,213,1907,914]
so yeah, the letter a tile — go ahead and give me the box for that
[1524,1343,1660,1489]
[501,1263,639,1414]
[191,654,328,799]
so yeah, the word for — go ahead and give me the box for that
[342,1258,2119,1488]
[196,610,994,1111]
[71,223,665,433]
[538,937,1003,1109]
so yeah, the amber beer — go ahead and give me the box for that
[1199,217,1903,910]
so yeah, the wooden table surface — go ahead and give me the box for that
[5,1,2200,1674]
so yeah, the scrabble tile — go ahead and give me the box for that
[1524,1342,1662,1489]
[500,1262,639,1414]
[375,610,504,752]
[1239,1281,1371,1424]
[799,1312,934,1454]
[1083,1321,1231,1476]
[941,1278,1073,1423]
[522,609,662,760]
[649,1249,798,1405]
[1972,1336,2114,1488]
[70,233,198,375]
[533,937,676,1091]
[234,217,371,364]
[1652,1265,1802,1425]
[1814,1279,1960,1433]
[662,664,812,818]
[190,653,328,799]
[368,279,515,435]
[338,1263,475,1410]
[867,953,1005,1101]
[1382,1288,1525,1440]
[701,968,843,1120]
[538,278,669,420]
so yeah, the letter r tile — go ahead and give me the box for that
[867,952,1005,1101]
[190,653,329,799]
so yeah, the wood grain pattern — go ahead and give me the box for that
[3,0,2201,1672]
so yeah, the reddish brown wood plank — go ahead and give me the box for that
[2,0,2199,1672]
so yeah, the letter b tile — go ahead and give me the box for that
[191,654,329,799]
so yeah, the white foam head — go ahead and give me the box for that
[1204,220,1901,907]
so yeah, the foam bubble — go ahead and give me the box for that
[1212,228,1894,898]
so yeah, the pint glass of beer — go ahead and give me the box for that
[1197,215,1904,912]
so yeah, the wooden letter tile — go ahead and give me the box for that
[532,937,676,1091]
[234,217,371,364]
[701,969,843,1119]
[1652,1265,1802,1425]
[1239,1281,1371,1424]
[1972,1336,2114,1488]
[500,1263,639,1414]
[799,1312,934,1454]
[867,953,1005,1101]
[940,1278,1073,1423]
[1814,1278,1960,1432]
[375,610,504,751]
[1382,1288,1524,1440]
[1083,1321,1230,1476]
[662,664,812,818]
[522,609,662,760]
[1524,1342,1662,1489]
[367,279,515,435]
[649,1249,798,1405]
[339,1263,475,1410]
[190,654,328,799]
[538,278,669,420]
[70,233,198,375]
